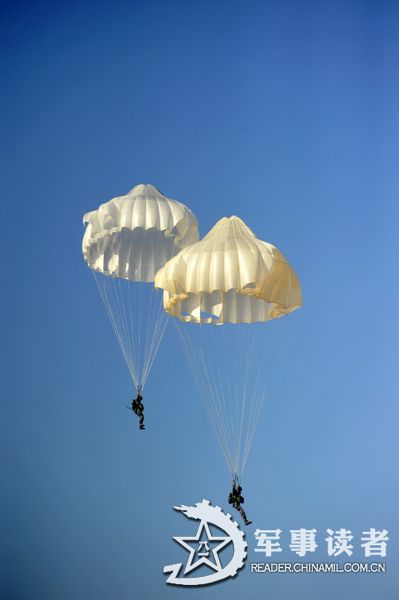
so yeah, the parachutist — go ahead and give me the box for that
[132,393,145,430]
[228,479,252,526]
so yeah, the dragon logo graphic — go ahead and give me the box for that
[163,499,247,586]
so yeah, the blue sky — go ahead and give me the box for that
[2,1,398,598]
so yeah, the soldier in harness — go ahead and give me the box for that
[228,477,252,526]
[131,390,145,430]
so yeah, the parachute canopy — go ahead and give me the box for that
[154,215,302,324]
[82,184,199,392]
[82,183,199,282]
[155,215,302,477]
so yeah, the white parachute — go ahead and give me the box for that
[155,215,302,477]
[82,183,199,393]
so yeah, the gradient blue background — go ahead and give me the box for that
[1,1,398,598]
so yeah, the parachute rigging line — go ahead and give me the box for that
[175,321,284,477]
[93,271,168,392]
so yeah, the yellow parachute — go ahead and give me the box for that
[155,215,302,477]
[155,215,301,324]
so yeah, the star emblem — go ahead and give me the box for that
[174,520,232,574]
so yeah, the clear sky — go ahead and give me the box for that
[2,1,398,598]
